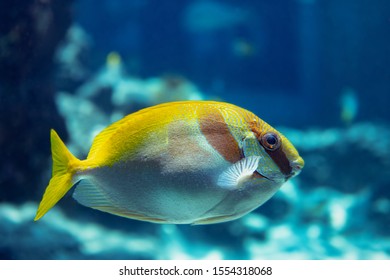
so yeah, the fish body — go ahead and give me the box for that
[35,101,303,224]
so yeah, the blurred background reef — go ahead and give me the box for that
[0,0,390,259]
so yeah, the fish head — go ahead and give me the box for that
[243,119,304,183]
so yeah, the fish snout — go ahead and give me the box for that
[287,157,304,179]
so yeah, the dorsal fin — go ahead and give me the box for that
[87,101,242,159]
[87,101,195,159]
[86,102,182,159]
[87,115,131,159]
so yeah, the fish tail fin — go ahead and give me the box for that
[34,129,81,221]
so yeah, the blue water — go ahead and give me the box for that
[0,0,389,260]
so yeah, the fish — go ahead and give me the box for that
[340,87,358,125]
[35,101,304,224]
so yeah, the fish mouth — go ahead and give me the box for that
[254,156,304,182]
[288,157,304,178]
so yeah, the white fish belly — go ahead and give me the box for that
[75,156,283,224]
[80,158,231,223]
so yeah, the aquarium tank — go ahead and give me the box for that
[0,0,390,260]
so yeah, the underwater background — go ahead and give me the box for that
[1,0,390,260]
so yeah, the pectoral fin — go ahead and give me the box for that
[217,156,261,189]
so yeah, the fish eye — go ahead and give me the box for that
[260,132,281,151]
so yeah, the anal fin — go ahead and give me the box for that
[73,179,167,223]
[94,206,167,223]
[72,179,112,208]
[192,214,236,225]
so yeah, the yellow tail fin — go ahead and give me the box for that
[34,129,81,221]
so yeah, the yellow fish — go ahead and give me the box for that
[35,101,304,224]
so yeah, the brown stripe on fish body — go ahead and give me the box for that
[199,110,242,163]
